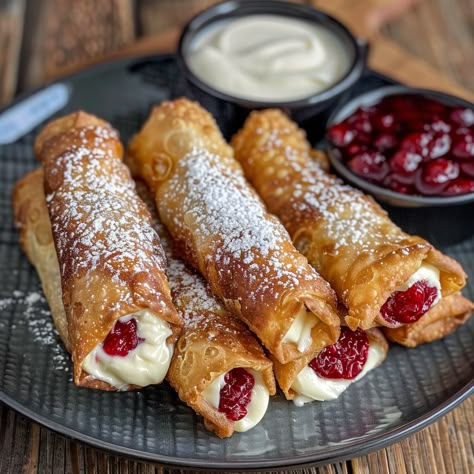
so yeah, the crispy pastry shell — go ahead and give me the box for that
[231,109,467,330]
[127,99,341,364]
[22,111,182,387]
[136,181,276,438]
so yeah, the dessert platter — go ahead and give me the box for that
[0,2,473,470]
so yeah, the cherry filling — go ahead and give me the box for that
[309,327,369,380]
[327,94,474,196]
[218,368,255,421]
[102,318,144,357]
[380,280,439,325]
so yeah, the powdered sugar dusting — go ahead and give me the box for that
[248,125,404,253]
[161,148,325,304]
[0,289,70,372]
[45,125,166,298]
[140,184,234,331]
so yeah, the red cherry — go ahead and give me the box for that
[423,98,448,116]
[460,162,474,178]
[348,142,367,154]
[442,178,474,195]
[102,318,144,357]
[381,280,439,325]
[452,134,474,159]
[348,151,389,182]
[328,123,355,147]
[401,132,432,157]
[389,149,422,181]
[426,133,451,159]
[373,113,397,132]
[450,107,474,127]
[374,133,398,151]
[218,368,255,421]
[309,327,369,380]
[425,119,451,135]
[418,159,460,194]
[348,109,373,134]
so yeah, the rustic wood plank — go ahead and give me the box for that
[0,0,26,106]
[352,396,474,474]
[19,0,135,92]
[138,0,225,36]
[311,0,474,101]
[382,0,474,92]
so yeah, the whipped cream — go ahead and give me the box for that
[82,310,173,390]
[282,306,319,352]
[291,339,385,406]
[202,369,269,432]
[186,14,351,101]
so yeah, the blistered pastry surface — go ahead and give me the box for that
[128,99,340,364]
[136,181,275,437]
[232,109,467,329]
[33,112,181,385]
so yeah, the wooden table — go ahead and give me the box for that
[0,1,473,473]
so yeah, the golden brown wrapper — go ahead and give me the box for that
[383,293,473,347]
[231,109,467,330]
[136,181,276,438]
[13,169,71,352]
[127,98,340,365]
[273,328,388,401]
[23,111,182,388]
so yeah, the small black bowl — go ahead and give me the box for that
[326,85,474,247]
[177,0,368,139]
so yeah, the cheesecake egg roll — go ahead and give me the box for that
[14,112,182,390]
[136,182,276,438]
[127,99,340,365]
[232,110,467,332]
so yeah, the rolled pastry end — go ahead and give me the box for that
[274,328,388,404]
[376,263,442,327]
[202,369,270,434]
[167,316,276,438]
[383,292,473,347]
[81,309,174,390]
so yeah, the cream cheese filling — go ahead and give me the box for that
[282,307,318,352]
[291,339,385,406]
[82,309,173,390]
[202,369,269,432]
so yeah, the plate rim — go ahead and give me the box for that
[0,53,473,470]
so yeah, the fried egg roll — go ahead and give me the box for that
[127,99,340,365]
[136,182,276,438]
[18,112,182,390]
[232,110,467,331]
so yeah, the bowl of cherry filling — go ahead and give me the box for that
[326,85,474,246]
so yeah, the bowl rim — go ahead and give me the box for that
[326,84,474,207]
[177,0,367,108]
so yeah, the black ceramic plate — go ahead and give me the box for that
[0,55,472,471]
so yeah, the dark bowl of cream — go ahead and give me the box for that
[177,0,367,139]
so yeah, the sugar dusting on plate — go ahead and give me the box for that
[0,289,70,372]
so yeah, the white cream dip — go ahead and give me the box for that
[186,14,351,101]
